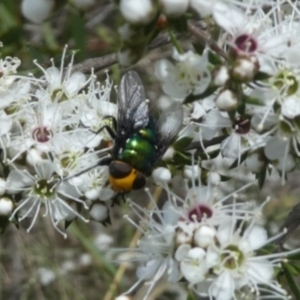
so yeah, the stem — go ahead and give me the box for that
[187,20,228,61]
[103,186,163,300]
[69,31,184,75]
[169,30,184,54]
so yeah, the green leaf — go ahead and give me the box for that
[186,290,197,300]
[208,50,224,65]
[283,263,300,299]
[0,27,23,46]
[0,3,18,30]
[173,151,192,165]
[173,137,193,151]
[193,42,205,55]
[237,101,246,115]
[168,16,188,32]
[197,148,220,160]
[166,163,177,176]
[220,175,231,182]
[253,71,272,81]
[285,251,300,261]
[65,219,74,229]
[256,167,267,189]
[184,85,218,104]
[243,95,265,106]
[26,44,45,62]
[70,12,86,61]
[42,22,59,51]
[291,263,300,274]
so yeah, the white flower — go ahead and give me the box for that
[80,76,116,147]
[163,167,255,227]
[180,246,209,284]
[78,166,114,201]
[202,220,277,299]
[121,197,181,300]
[8,103,64,160]
[33,46,92,107]
[213,2,290,72]
[7,161,89,237]
[220,116,267,162]
[155,49,211,100]
[49,131,98,178]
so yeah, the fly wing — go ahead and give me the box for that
[117,71,149,137]
[154,104,183,161]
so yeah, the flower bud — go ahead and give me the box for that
[213,66,229,86]
[21,0,54,23]
[115,296,132,300]
[89,203,108,222]
[159,0,189,17]
[207,172,220,186]
[119,0,156,25]
[183,165,200,180]
[0,197,13,216]
[231,56,259,83]
[194,225,216,248]
[162,146,175,160]
[152,167,172,184]
[216,89,238,111]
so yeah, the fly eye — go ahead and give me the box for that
[132,173,146,190]
[109,161,132,179]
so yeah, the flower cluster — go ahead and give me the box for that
[119,173,294,300]
[6,0,300,299]
[0,47,116,236]
[151,0,300,187]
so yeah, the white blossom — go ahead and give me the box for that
[155,49,211,101]
[7,161,89,237]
